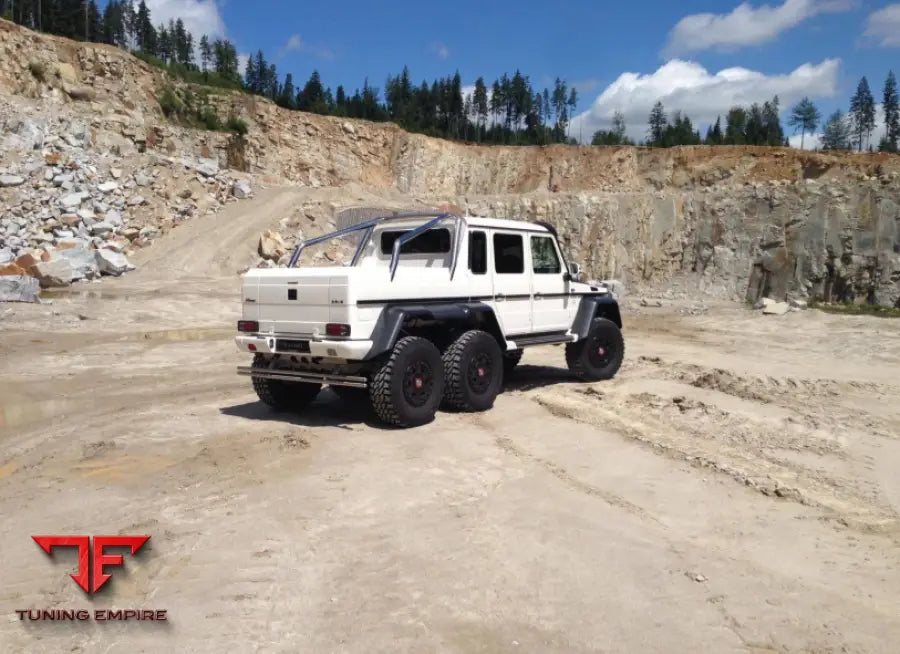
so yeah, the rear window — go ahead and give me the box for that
[380,228,451,254]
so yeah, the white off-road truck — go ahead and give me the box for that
[235,209,624,427]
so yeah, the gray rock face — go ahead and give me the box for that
[0,247,13,265]
[0,174,25,187]
[461,181,900,308]
[0,275,40,303]
[134,172,153,187]
[97,181,118,193]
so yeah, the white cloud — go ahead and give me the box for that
[571,58,841,143]
[237,52,250,77]
[284,34,303,52]
[863,4,900,47]
[663,0,856,57]
[790,104,886,150]
[145,0,226,40]
[277,33,334,60]
[429,42,450,60]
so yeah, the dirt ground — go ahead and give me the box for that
[1,188,900,653]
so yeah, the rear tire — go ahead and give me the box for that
[369,336,445,427]
[251,354,322,411]
[502,349,524,377]
[565,318,625,381]
[441,330,503,412]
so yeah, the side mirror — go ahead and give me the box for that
[568,262,581,277]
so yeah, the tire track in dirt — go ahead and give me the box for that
[527,383,899,535]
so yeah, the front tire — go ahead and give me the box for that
[565,318,625,381]
[251,354,322,411]
[370,336,445,427]
[442,330,503,412]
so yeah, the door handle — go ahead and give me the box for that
[534,292,542,298]
[495,293,505,301]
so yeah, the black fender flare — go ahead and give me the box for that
[363,302,506,360]
[571,295,622,338]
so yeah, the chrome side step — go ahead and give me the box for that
[510,333,577,348]
[237,366,368,388]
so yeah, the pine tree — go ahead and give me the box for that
[134,0,156,55]
[725,107,747,144]
[473,77,488,138]
[883,71,899,153]
[647,101,667,145]
[821,109,851,151]
[199,35,211,73]
[157,23,171,62]
[849,76,876,152]
[277,73,295,109]
[788,97,821,149]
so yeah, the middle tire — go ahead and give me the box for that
[441,330,503,412]
[369,336,445,427]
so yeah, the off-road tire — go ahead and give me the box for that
[251,353,322,410]
[369,336,445,427]
[502,349,524,377]
[441,330,503,412]
[329,385,369,402]
[565,318,625,381]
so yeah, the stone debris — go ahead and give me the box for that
[0,174,25,187]
[0,106,254,300]
[258,230,287,261]
[232,179,252,199]
[0,275,40,303]
[95,248,133,275]
[762,301,790,316]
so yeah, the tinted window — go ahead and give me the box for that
[531,235,561,274]
[468,231,486,274]
[380,228,451,255]
[493,233,524,274]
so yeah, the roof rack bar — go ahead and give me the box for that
[287,210,450,268]
[389,212,456,281]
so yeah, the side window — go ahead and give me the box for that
[468,230,486,274]
[531,235,561,274]
[493,233,524,274]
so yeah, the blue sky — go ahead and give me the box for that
[142,1,900,146]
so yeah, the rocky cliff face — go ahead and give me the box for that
[1,19,899,306]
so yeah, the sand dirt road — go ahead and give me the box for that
[1,188,899,653]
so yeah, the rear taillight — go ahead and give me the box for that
[238,320,259,333]
[326,323,351,337]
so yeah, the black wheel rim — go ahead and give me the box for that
[403,360,434,407]
[467,351,493,394]
[587,335,614,369]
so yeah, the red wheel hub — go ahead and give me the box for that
[477,367,485,377]
[597,346,606,356]
[414,377,423,389]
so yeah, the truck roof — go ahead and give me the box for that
[463,216,550,232]
[375,215,550,233]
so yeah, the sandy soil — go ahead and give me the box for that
[1,187,899,653]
